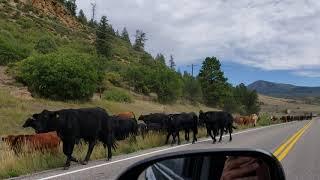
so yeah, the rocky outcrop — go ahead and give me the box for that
[12,0,81,29]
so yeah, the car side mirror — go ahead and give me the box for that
[117,149,285,180]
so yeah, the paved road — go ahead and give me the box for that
[13,118,319,180]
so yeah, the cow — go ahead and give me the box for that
[117,112,136,119]
[22,108,116,170]
[280,116,287,123]
[138,113,168,132]
[234,116,244,126]
[165,112,198,145]
[1,132,60,154]
[111,116,138,141]
[270,116,278,122]
[235,114,258,126]
[199,110,236,143]
[246,114,258,126]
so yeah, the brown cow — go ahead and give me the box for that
[1,132,60,154]
[117,112,136,119]
[234,114,258,126]
[234,116,244,125]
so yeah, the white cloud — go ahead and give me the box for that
[295,71,320,78]
[77,0,320,76]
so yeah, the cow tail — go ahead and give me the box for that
[232,125,237,129]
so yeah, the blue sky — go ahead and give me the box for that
[78,0,320,87]
[178,61,320,87]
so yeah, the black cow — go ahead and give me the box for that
[111,116,138,141]
[22,108,116,169]
[199,110,236,143]
[165,113,198,145]
[138,113,168,132]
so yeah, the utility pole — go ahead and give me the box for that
[187,64,198,76]
[90,0,96,21]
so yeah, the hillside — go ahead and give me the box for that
[258,94,320,116]
[248,80,320,103]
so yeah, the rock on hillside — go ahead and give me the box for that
[8,0,81,29]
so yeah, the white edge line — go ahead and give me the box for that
[37,121,297,180]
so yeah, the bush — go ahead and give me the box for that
[103,88,132,103]
[105,72,123,87]
[34,36,58,54]
[0,30,30,65]
[257,113,272,126]
[16,52,101,100]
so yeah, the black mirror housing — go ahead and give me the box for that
[116,149,285,180]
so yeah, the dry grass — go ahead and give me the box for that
[0,131,203,179]
[259,94,320,116]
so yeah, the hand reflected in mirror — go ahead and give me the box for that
[220,156,270,180]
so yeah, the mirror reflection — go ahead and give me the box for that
[139,156,271,180]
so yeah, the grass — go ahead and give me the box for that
[0,131,201,179]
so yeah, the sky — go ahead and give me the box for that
[77,0,320,87]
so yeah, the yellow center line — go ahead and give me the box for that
[273,121,311,157]
[273,120,313,161]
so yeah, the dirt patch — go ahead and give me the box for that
[0,66,33,100]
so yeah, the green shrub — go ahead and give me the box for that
[34,36,58,54]
[0,30,30,65]
[257,113,272,126]
[105,72,123,86]
[16,52,101,100]
[103,88,132,103]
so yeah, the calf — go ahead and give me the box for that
[199,110,236,143]
[165,112,198,145]
[2,132,60,154]
[23,108,116,170]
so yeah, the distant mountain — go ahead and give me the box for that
[247,80,320,98]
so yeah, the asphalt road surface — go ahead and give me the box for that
[12,118,319,180]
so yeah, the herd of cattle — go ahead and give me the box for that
[0,107,313,169]
[271,114,313,122]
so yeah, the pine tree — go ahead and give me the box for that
[95,16,111,58]
[198,56,229,106]
[121,27,131,44]
[133,30,147,51]
[77,9,87,24]
[169,55,176,70]
[155,53,166,65]
[65,0,77,16]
